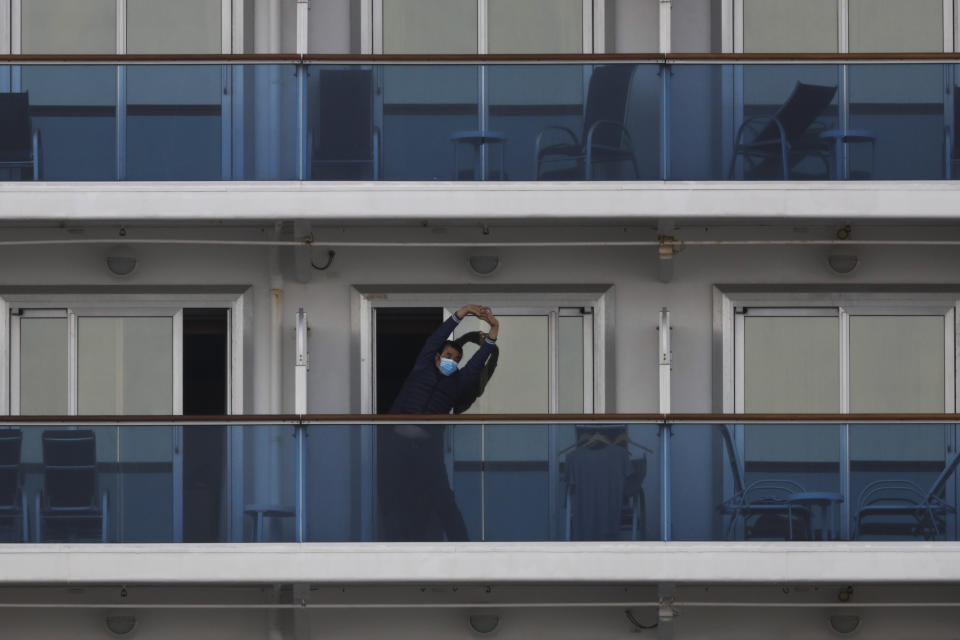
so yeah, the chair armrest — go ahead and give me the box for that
[535,126,579,156]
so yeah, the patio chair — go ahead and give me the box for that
[717,424,811,540]
[35,430,108,542]
[0,92,42,181]
[0,429,27,542]
[535,65,640,180]
[728,82,836,180]
[309,68,380,180]
[853,447,960,540]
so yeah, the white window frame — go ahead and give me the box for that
[8,0,234,54]
[367,0,600,54]
[729,0,958,53]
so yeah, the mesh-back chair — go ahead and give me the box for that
[535,65,640,180]
[0,93,41,180]
[728,82,836,180]
[717,425,811,540]
[0,429,26,541]
[854,447,960,540]
[36,430,107,542]
[309,68,379,180]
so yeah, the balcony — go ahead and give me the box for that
[1,414,958,544]
[0,56,957,182]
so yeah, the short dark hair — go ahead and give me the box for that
[438,340,463,359]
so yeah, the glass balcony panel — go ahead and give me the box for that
[243,424,298,542]
[125,66,223,180]
[683,424,843,541]
[669,64,727,179]
[17,66,117,180]
[736,65,841,181]
[556,423,659,542]
[379,65,480,180]
[848,64,946,180]
[239,65,300,180]
[116,424,174,542]
[314,422,662,542]
[850,423,955,541]
[24,426,120,543]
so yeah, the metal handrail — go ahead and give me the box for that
[0,413,956,426]
[1,53,960,64]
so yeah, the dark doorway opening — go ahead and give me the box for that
[182,308,228,542]
[375,307,443,413]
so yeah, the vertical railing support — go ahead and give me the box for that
[659,63,672,180]
[659,421,672,541]
[296,63,308,180]
[295,309,309,542]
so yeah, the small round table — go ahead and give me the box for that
[819,129,876,179]
[451,130,506,180]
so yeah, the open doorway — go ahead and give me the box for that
[182,308,228,542]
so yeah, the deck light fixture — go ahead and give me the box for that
[106,247,138,277]
[468,613,500,635]
[468,255,500,276]
[827,253,859,275]
[104,612,137,636]
[828,613,861,634]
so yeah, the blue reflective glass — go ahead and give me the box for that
[379,65,480,180]
[17,65,117,180]
[125,65,222,180]
[848,64,945,180]
[675,424,843,541]
[850,423,956,541]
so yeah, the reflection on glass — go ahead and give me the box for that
[850,423,955,540]
[126,66,222,180]
[19,66,118,180]
[380,66,479,180]
[848,65,945,180]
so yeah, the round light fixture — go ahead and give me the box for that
[104,612,138,637]
[828,613,861,635]
[827,253,859,275]
[468,613,500,635]
[105,246,138,277]
[468,255,500,277]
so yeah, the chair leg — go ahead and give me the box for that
[256,512,264,543]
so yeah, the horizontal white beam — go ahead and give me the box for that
[2,181,960,223]
[4,542,960,585]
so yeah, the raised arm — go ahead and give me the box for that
[457,310,499,384]
[413,305,485,369]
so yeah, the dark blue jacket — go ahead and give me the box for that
[389,315,496,416]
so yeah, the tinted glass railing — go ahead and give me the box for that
[1,60,955,182]
[0,416,957,543]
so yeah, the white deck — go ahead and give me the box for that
[3,541,960,584]
[2,181,960,223]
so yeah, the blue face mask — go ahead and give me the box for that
[438,357,458,376]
